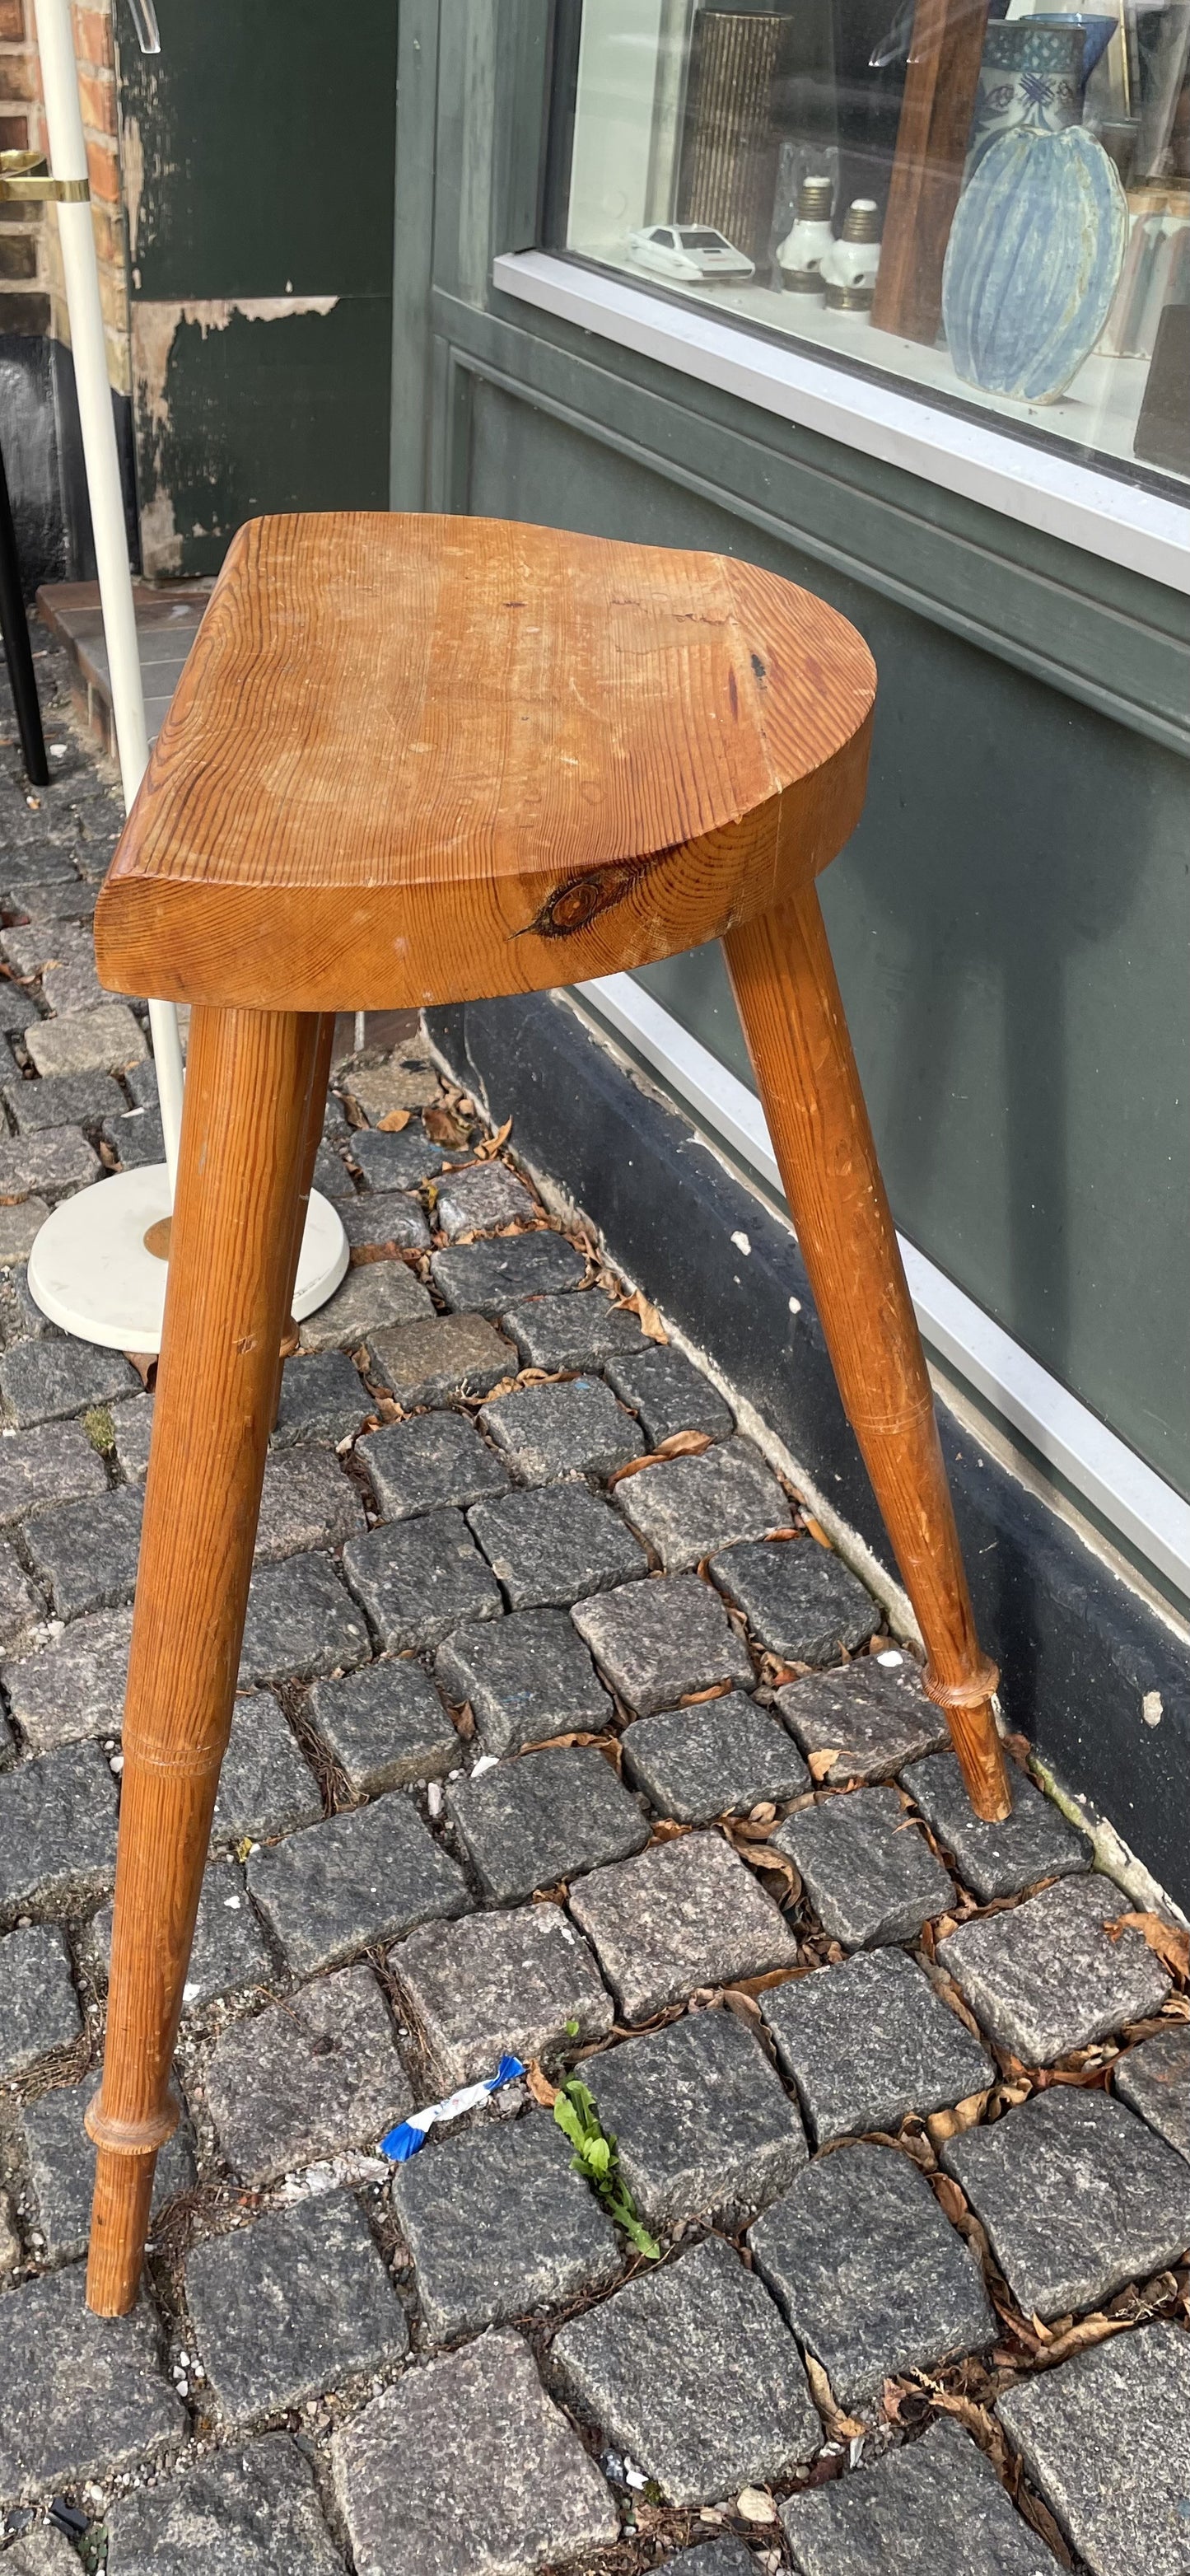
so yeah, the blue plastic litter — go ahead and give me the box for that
[380,2055,527,2162]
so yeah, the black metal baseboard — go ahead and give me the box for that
[429,990,1190,1915]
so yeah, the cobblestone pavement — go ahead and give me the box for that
[0,632,1187,2576]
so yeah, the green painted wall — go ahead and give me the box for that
[115,0,398,575]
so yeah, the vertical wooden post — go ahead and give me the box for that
[723,883,1011,1822]
[85,1006,322,2315]
[870,0,990,344]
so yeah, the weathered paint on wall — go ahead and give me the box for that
[128,297,388,578]
[114,0,397,577]
[131,297,340,573]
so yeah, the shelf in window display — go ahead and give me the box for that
[562,245,1181,489]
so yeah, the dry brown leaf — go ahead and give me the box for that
[520,1727,623,1772]
[423,1104,470,1147]
[525,2060,558,2107]
[924,2391,1010,2474]
[929,1972,987,2045]
[719,1812,778,1844]
[1107,1911,1190,1980]
[620,1288,667,1343]
[649,1816,692,1844]
[124,1351,156,1389]
[729,1967,802,1999]
[725,1835,801,1900]
[723,1989,763,2024]
[1038,2312,1136,2368]
[1030,2063,1111,2094]
[803,2351,866,2439]
[473,1115,513,1162]
[807,1747,842,1784]
[375,1107,411,1133]
[679,1681,733,1707]
[1015,2486,1076,2569]
[450,1700,476,1741]
[1001,1731,1033,1768]
[802,1517,833,1549]
[608,1428,713,1489]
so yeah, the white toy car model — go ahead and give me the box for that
[627,223,754,283]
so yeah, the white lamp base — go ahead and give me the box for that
[26,1166,349,1354]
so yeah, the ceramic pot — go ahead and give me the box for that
[967,18,1086,176]
[942,122,1128,401]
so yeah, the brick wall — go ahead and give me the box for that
[0,0,129,395]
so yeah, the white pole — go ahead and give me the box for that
[31,0,184,1191]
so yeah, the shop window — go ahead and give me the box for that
[544,0,1190,490]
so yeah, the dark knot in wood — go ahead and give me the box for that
[528,856,659,940]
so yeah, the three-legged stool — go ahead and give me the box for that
[86,511,1010,2315]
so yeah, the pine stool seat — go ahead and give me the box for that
[86,509,1010,2317]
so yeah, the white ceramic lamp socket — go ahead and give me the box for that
[777,174,835,292]
[821,199,882,311]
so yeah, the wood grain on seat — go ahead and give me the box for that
[95,512,875,1012]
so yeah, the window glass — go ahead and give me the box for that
[546,0,1190,493]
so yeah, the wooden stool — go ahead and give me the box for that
[86,512,1010,2317]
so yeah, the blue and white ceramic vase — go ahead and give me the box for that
[943,123,1128,403]
[966,18,1087,178]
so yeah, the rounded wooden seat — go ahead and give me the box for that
[95,512,875,1012]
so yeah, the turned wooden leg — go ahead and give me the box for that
[723,884,1011,1823]
[86,1006,324,2314]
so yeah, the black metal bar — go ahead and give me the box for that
[0,433,49,788]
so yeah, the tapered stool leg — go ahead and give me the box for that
[86,1005,324,2314]
[723,884,1011,1822]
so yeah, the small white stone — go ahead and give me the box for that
[736,2486,777,2524]
[731,1230,752,1255]
[427,1781,443,1817]
[222,1894,241,1910]
[876,1648,903,1668]
[109,1752,124,1774]
[1142,1690,1164,1727]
